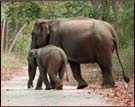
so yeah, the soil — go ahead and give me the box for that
[1,67,24,81]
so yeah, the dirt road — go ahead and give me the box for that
[1,66,114,106]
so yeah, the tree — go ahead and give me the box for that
[113,0,119,33]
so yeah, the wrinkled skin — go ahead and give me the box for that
[27,45,67,90]
[31,17,129,89]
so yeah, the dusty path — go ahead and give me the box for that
[1,66,114,106]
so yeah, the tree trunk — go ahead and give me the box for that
[3,20,8,51]
[91,0,98,7]
[91,0,98,11]
[1,20,3,51]
[101,0,107,21]
[91,0,100,19]
[113,0,119,33]
[6,20,8,51]
[1,19,6,52]
[8,23,26,53]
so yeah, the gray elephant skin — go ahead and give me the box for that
[31,17,129,89]
[27,45,68,90]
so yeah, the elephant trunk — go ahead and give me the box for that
[28,63,37,88]
[28,64,37,81]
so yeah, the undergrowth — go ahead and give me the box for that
[1,51,27,68]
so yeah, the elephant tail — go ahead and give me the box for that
[114,38,130,83]
[109,24,130,83]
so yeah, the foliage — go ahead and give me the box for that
[4,2,41,23]
[1,2,41,55]
[118,1,134,48]
[13,34,31,56]
[112,0,134,73]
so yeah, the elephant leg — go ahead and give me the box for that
[35,74,43,90]
[58,65,66,89]
[99,64,115,88]
[47,63,63,90]
[59,65,65,81]
[98,54,115,88]
[69,61,88,89]
[38,66,52,90]
[49,77,56,89]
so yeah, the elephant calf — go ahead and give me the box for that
[27,45,68,90]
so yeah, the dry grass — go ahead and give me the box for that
[1,52,26,68]
[1,52,26,81]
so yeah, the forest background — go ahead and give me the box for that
[1,0,134,73]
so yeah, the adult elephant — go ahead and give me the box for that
[31,17,129,89]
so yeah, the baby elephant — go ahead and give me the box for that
[27,45,68,90]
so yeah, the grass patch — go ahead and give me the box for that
[1,51,27,68]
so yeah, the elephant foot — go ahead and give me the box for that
[51,86,56,89]
[35,87,42,90]
[102,81,115,88]
[55,81,63,90]
[56,85,63,90]
[51,84,56,89]
[77,82,88,89]
[45,87,52,90]
[45,85,53,90]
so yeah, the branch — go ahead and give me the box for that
[8,23,26,53]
